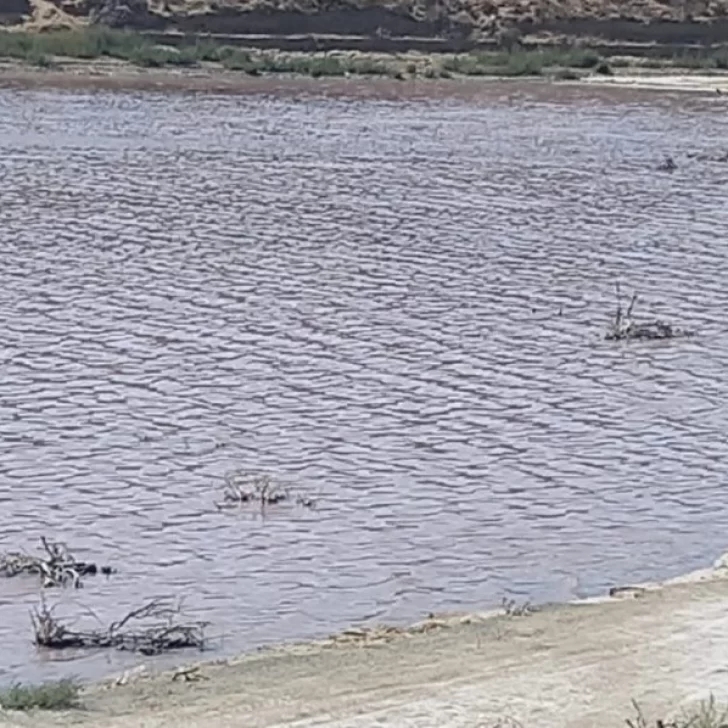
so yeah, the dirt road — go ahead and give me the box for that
[3,562,728,728]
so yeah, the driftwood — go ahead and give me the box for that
[31,597,207,656]
[0,537,113,588]
[172,665,209,683]
[605,284,693,342]
[217,470,315,510]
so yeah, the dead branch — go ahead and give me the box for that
[31,597,207,656]
[172,665,209,683]
[217,470,315,511]
[1,537,114,588]
[626,292,637,320]
[605,287,694,342]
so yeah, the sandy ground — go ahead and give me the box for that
[2,560,728,727]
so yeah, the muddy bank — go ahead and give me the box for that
[4,557,728,727]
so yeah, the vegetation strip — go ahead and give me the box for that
[2,28,728,78]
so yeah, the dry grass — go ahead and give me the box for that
[628,697,728,727]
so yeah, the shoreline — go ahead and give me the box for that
[1,59,728,96]
[1,28,728,95]
[4,553,728,727]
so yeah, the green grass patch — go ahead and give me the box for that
[164,47,201,67]
[442,54,488,75]
[441,48,606,77]
[0,679,81,711]
[256,55,349,76]
[350,58,389,76]
[127,44,173,68]
[553,68,581,80]
[192,39,224,62]
[501,52,544,76]
[221,49,255,71]
[307,56,348,77]
[0,28,143,61]
[26,50,54,68]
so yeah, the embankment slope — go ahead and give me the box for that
[4,0,728,46]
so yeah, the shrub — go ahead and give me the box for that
[128,45,171,68]
[0,679,80,711]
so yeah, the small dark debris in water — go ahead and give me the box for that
[606,320,681,341]
[605,284,694,343]
[656,155,677,172]
[295,495,316,509]
[686,150,728,163]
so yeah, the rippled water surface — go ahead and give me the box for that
[1,80,728,683]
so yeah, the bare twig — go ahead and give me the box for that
[615,282,623,331]
[626,292,638,320]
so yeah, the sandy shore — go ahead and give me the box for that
[2,557,728,727]
[1,59,728,96]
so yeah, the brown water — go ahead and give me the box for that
[1,80,728,685]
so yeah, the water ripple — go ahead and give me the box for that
[0,83,727,683]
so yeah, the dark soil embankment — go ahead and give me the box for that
[5,0,728,50]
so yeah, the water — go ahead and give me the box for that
[1,79,728,684]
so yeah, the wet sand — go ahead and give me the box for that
[2,559,728,727]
